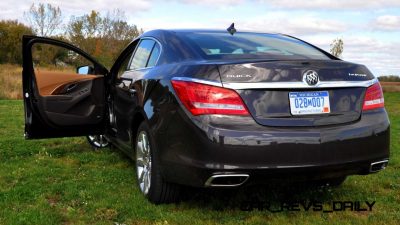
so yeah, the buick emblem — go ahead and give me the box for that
[303,70,319,86]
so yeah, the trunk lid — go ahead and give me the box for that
[217,60,374,127]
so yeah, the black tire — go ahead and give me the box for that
[135,122,180,204]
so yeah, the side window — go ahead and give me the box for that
[30,43,97,97]
[117,52,133,78]
[147,43,161,68]
[129,39,155,70]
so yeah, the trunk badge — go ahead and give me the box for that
[226,74,252,78]
[303,70,319,86]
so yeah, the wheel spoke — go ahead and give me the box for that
[145,169,151,192]
[99,135,104,146]
[136,141,143,158]
[143,173,149,192]
[136,157,144,166]
[146,170,151,191]
[142,135,147,154]
[142,134,148,154]
[138,166,144,181]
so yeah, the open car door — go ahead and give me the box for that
[22,36,108,139]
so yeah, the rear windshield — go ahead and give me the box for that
[177,32,330,60]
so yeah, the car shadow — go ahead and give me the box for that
[106,143,348,210]
[179,182,340,211]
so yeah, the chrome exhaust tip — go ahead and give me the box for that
[205,174,249,187]
[370,160,389,173]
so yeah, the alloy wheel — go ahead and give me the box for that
[136,131,152,195]
[87,135,110,148]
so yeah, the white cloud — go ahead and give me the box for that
[138,18,217,31]
[0,0,152,22]
[238,13,347,35]
[181,0,244,5]
[51,0,151,13]
[139,13,347,35]
[371,15,400,31]
[0,1,28,21]
[264,0,400,10]
[303,35,400,76]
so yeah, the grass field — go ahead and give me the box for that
[0,93,399,225]
[0,64,22,99]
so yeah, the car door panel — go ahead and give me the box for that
[107,38,161,150]
[22,35,108,139]
[39,77,105,126]
[114,73,138,147]
[112,39,157,146]
[105,39,139,150]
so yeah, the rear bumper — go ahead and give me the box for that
[155,108,390,187]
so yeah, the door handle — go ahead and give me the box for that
[66,83,78,93]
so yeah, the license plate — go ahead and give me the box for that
[289,91,330,115]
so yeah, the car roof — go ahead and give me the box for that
[142,29,282,36]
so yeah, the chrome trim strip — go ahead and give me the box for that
[205,174,249,187]
[369,159,389,173]
[223,78,378,89]
[171,77,378,89]
[171,77,223,87]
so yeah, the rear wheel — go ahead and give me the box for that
[135,122,180,204]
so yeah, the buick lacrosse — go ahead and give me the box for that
[22,29,390,203]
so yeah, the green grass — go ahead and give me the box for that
[0,93,399,225]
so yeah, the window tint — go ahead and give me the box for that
[178,32,330,60]
[117,52,133,78]
[130,39,155,70]
[147,43,160,67]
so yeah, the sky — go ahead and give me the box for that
[1,0,399,76]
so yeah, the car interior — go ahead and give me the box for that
[31,43,105,127]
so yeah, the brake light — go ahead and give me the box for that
[171,80,249,116]
[362,82,384,111]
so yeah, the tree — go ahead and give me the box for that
[24,3,62,37]
[0,20,33,64]
[67,10,141,67]
[330,38,344,58]
[378,75,400,82]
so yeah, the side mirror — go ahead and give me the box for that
[77,65,94,75]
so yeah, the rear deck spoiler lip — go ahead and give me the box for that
[171,77,378,90]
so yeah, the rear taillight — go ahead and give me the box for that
[362,82,384,111]
[171,80,249,116]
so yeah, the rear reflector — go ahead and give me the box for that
[171,80,249,116]
[362,82,384,111]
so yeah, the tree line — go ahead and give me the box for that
[0,3,142,68]
[378,75,400,82]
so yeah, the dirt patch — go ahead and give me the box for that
[381,82,400,93]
